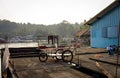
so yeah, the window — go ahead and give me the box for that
[102,27,107,38]
[92,29,96,38]
[107,26,118,38]
[102,26,118,38]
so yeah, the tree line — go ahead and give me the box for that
[0,19,88,40]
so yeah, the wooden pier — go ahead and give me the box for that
[9,57,91,78]
[72,48,120,78]
[2,46,120,78]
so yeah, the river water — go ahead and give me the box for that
[0,42,38,49]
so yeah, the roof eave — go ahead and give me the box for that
[86,0,120,25]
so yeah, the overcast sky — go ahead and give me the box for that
[0,0,115,25]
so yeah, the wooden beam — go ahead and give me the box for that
[8,61,19,78]
[89,58,120,66]
[76,52,107,55]
[96,62,113,78]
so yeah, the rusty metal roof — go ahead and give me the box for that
[76,29,90,37]
[0,38,6,43]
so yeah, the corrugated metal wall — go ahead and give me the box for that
[91,5,120,48]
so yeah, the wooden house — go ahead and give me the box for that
[86,0,120,48]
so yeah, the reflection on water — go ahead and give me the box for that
[0,42,38,49]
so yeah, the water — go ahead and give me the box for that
[72,66,108,78]
[0,42,38,49]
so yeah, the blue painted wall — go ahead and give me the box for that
[91,5,120,48]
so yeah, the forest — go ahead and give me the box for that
[0,19,89,40]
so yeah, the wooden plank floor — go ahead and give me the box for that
[72,51,120,78]
[10,57,91,78]
[91,53,120,78]
[9,47,120,78]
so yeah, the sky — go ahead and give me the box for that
[0,0,115,25]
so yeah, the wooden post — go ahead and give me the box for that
[115,18,120,78]
[8,61,19,78]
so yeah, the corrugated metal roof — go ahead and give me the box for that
[86,0,120,25]
[0,38,6,43]
[76,29,90,37]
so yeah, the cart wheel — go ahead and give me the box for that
[62,50,73,62]
[39,53,48,62]
[55,49,63,60]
